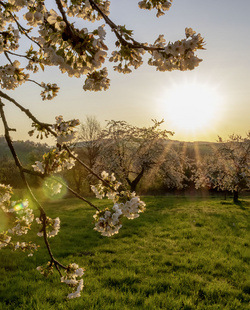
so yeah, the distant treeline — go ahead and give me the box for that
[0,136,217,193]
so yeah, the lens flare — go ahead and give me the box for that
[13,201,28,212]
[42,176,67,199]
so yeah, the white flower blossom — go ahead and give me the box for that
[61,263,85,299]
[119,196,146,220]
[93,204,123,237]
[47,9,66,31]
[32,161,45,174]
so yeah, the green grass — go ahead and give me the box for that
[1,195,250,309]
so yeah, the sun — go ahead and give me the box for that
[161,81,222,135]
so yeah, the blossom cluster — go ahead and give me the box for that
[23,4,45,27]
[65,0,110,22]
[0,0,203,95]
[0,183,12,208]
[0,60,29,90]
[37,261,85,299]
[110,46,145,74]
[138,0,173,17]
[44,178,63,196]
[35,6,109,82]
[40,82,60,100]
[119,195,146,220]
[14,241,39,257]
[0,196,34,237]
[83,67,110,91]
[1,1,110,93]
[0,184,13,249]
[93,204,123,236]
[36,216,60,238]
[91,171,146,236]
[52,115,80,145]
[108,26,204,74]
[32,149,76,174]
[0,184,37,255]
[90,170,121,200]
[36,261,54,277]
[148,28,204,72]
[7,200,34,236]
[0,24,19,52]
[61,263,85,299]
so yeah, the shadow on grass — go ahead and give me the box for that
[220,199,249,210]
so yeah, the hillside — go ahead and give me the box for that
[0,136,50,164]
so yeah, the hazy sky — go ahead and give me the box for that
[1,0,250,143]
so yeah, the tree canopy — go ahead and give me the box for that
[194,133,250,202]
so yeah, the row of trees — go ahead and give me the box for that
[194,133,250,202]
[65,116,250,202]
[1,120,249,202]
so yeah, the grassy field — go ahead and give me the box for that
[1,195,250,309]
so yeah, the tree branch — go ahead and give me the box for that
[0,100,67,272]
[63,144,112,189]
[89,0,165,51]
[0,91,56,137]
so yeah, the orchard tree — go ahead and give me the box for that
[157,148,190,191]
[194,133,250,202]
[95,119,173,192]
[0,0,205,299]
[61,116,102,194]
[77,115,102,169]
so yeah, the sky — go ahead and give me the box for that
[1,0,250,144]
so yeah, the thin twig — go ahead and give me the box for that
[63,144,112,188]
[51,175,100,211]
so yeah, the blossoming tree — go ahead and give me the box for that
[157,148,190,191]
[0,0,205,299]
[94,119,173,192]
[194,133,250,202]
[77,116,102,169]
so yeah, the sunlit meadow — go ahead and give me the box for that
[1,195,250,309]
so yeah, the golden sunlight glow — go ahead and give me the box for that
[161,81,222,136]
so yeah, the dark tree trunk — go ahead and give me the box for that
[233,190,239,203]
[126,167,145,192]
[224,191,227,200]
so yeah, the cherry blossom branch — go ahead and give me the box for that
[0,0,40,48]
[0,100,67,272]
[0,91,116,202]
[4,51,13,64]
[5,50,33,60]
[8,7,42,48]
[0,92,100,210]
[27,79,45,88]
[89,0,163,51]
[54,0,96,57]
[55,0,74,34]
